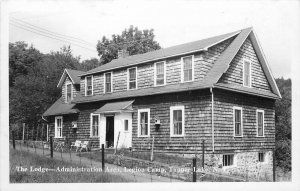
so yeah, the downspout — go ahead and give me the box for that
[210,87,215,153]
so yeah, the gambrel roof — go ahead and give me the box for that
[57,68,84,88]
[72,27,280,104]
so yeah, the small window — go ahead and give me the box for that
[243,59,251,87]
[155,61,165,86]
[124,119,129,131]
[90,114,99,137]
[258,152,265,162]
[170,106,185,137]
[55,116,63,138]
[257,110,264,137]
[223,154,234,166]
[85,76,93,96]
[182,55,194,82]
[104,72,112,93]
[233,107,242,137]
[138,109,150,137]
[128,68,137,90]
[66,83,72,102]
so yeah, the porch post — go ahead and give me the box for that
[46,124,49,142]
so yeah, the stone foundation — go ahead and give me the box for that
[202,151,273,181]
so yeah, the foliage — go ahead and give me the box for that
[275,78,291,172]
[96,25,161,65]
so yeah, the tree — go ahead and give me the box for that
[80,58,101,71]
[96,25,161,65]
[275,78,291,172]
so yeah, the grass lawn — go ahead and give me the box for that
[10,149,132,183]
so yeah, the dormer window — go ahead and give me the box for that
[66,82,72,102]
[104,72,112,93]
[128,67,137,90]
[243,59,251,87]
[182,55,194,82]
[85,76,93,96]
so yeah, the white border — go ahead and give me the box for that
[170,105,185,137]
[137,108,150,137]
[256,109,265,137]
[181,55,194,83]
[233,106,243,137]
[90,113,100,137]
[127,67,137,90]
[54,116,63,138]
[85,75,93,96]
[154,61,166,87]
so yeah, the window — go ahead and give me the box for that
[90,114,99,137]
[124,119,129,131]
[128,67,137,90]
[182,55,194,82]
[223,154,234,166]
[55,116,63,138]
[258,152,265,162]
[243,59,251,87]
[257,110,264,137]
[66,83,72,102]
[85,76,93,96]
[170,106,185,137]
[104,72,112,93]
[138,109,150,137]
[154,61,166,86]
[233,107,243,137]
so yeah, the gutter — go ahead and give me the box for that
[210,87,215,153]
[41,115,49,123]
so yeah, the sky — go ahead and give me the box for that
[7,0,300,79]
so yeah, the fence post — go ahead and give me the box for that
[22,123,25,141]
[12,130,16,149]
[273,149,276,182]
[193,158,197,182]
[202,140,205,168]
[50,136,53,158]
[102,144,105,172]
[150,136,154,161]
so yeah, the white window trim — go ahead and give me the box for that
[127,67,138,90]
[54,116,63,138]
[137,108,150,137]
[243,58,252,87]
[104,72,113,93]
[90,113,100,137]
[65,81,73,103]
[170,105,185,137]
[154,61,166,87]
[85,75,93,96]
[181,55,194,83]
[256,109,265,137]
[233,106,243,137]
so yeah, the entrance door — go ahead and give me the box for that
[106,116,114,148]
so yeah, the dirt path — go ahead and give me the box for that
[13,144,182,182]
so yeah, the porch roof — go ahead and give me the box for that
[94,100,134,114]
[43,97,79,116]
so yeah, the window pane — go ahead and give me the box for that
[124,120,128,131]
[87,77,92,86]
[129,81,136,89]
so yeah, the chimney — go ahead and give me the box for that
[118,49,129,58]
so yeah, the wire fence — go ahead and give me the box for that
[9,137,256,182]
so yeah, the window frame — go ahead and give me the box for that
[243,58,252,87]
[181,55,194,83]
[154,61,166,87]
[65,81,73,103]
[124,119,129,132]
[104,72,113,93]
[85,75,93,96]
[54,116,63,138]
[127,67,137,90]
[222,154,235,167]
[90,113,100,137]
[137,108,150,137]
[170,105,185,137]
[258,152,265,162]
[256,109,265,137]
[233,106,243,137]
